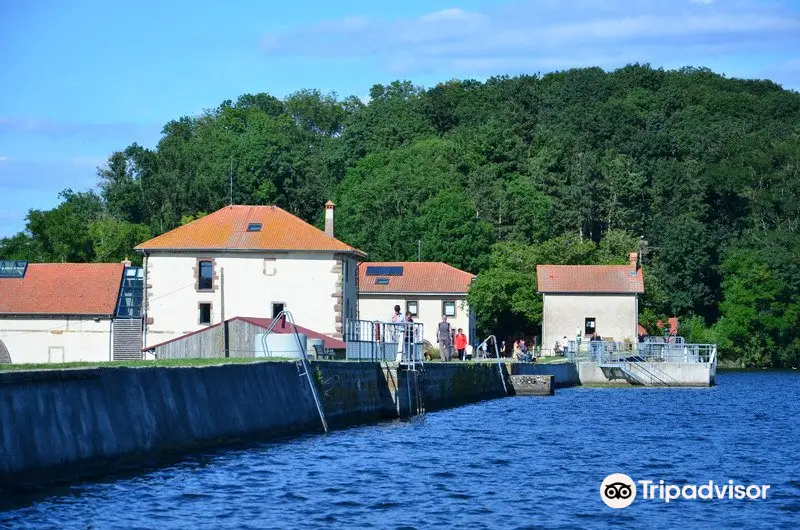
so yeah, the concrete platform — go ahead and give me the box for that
[508,375,555,396]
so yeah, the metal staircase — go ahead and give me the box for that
[598,350,679,387]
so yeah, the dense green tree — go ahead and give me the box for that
[1,65,799,365]
[25,190,103,262]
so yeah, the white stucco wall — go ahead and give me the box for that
[144,251,345,348]
[542,293,638,353]
[357,294,474,346]
[0,317,112,363]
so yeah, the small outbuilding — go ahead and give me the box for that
[537,253,644,354]
[0,261,144,363]
[144,316,346,359]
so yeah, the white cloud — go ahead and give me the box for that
[258,0,800,83]
[0,156,8,162]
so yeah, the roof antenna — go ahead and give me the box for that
[229,156,234,206]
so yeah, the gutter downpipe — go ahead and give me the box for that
[109,317,113,362]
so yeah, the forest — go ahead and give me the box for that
[2,64,799,367]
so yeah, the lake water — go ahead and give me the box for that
[2,371,799,529]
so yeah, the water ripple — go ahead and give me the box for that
[1,371,799,528]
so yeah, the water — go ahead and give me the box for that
[2,371,799,529]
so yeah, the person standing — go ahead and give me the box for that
[404,311,416,363]
[454,328,468,361]
[437,315,453,362]
[390,304,404,363]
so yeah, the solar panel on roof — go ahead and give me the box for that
[0,260,27,278]
[365,266,403,276]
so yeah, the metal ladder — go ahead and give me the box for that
[477,335,508,395]
[259,311,328,433]
[399,330,425,416]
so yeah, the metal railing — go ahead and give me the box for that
[344,319,425,363]
[566,338,717,365]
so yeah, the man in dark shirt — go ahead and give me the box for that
[437,315,453,362]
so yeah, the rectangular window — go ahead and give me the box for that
[247,223,262,232]
[199,303,212,325]
[375,278,390,285]
[406,300,419,317]
[272,302,285,318]
[585,317,596,335]
[198,260,213,291]
[443,300,456,317]
[0,260,28,278]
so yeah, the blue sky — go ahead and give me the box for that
[1,0,799,237]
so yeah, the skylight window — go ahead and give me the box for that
[247,223,262,232]
[375,278,390,285]
[0,260,27,278]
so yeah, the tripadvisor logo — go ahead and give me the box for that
[600,474,771,508]
[601,473,637,508]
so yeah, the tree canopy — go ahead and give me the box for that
[3,65,799,366]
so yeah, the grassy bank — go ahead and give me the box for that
[0,357,292,372]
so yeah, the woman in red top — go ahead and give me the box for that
[454,328,468,361]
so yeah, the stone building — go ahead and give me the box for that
[357,261,476,346]
[135,203,365,348]
[537,253,644,353]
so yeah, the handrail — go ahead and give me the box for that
[259,311,328,434]
[343,319,425,362]
[477,335,508,395]
[624,360,674,386]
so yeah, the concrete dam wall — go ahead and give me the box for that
[0,363,324,490]
[0,361,558,491]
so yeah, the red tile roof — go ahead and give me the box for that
[0,263,124,316]
[638,318,678,336]
[358,262,474,294]
[135,205,365,257]
[536,265,644,294]
[145,316,345,351]
[238,317,346,350]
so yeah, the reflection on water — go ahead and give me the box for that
[2,371,799,529]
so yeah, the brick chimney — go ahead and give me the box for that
[324,201,335,237]
[629,252,639,272]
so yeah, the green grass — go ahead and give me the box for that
[535,356,571,364]
[0,357,292,372]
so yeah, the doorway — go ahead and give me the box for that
[48,346,65,363]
